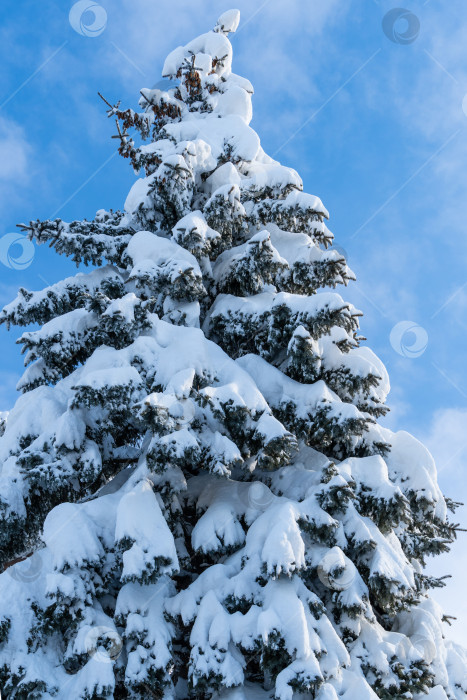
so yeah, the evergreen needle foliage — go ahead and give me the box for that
[0,9,465,700]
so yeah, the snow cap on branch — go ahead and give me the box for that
[214,9,241,35]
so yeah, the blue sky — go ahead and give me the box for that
[0,0,466,643]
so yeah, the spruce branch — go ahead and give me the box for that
[442,615,457,626]
[98,91,121,117]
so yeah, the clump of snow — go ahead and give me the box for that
[214,9,241,35]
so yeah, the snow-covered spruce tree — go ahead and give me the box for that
[0,9,465,699]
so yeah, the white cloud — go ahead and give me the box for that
[0,117,32,182]
[0,282,21,308]
[423,408,467,474]
[0,116,38,220]
[0,370,19,412]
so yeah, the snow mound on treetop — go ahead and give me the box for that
[163,9,241,80]
[215,9,241,35]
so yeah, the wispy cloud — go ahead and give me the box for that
[0,370,19,413]
[423,408,467,476]
[0,116,33,182]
